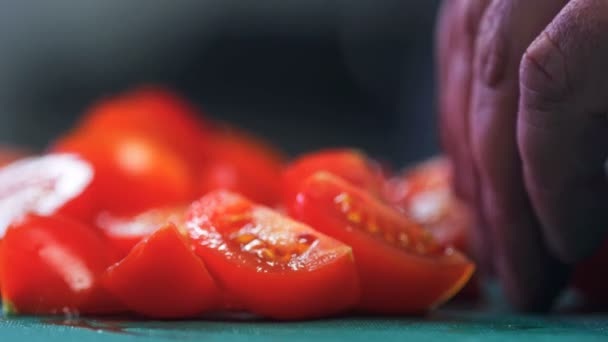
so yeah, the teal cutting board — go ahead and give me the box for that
[2,286,608,341]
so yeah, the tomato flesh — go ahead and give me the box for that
[186,190,360,320]
[288,172,475,314]
[0,154,95,236]
[104,223,219,318]
[0,214,121,315]
[282,149,383,205]
[96,206,187,258]
[52,132,194,216]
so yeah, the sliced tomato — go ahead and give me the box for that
[0,214,122,315]
[198,130,285,206]
[52,131,194,216]
[186,190,360,320]
[0,154,96,236]
[96,206,187,257]
[288,172,475,314]
[282,149,383,205]
[77,86,210,169]
[385,157,474,252]
[104,223,219,318]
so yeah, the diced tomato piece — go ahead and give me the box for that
[77,86,210,169]
[186,191,360,320]
[282,149,383,205]
[288,172,475,314]
[52,131,195,216]
[198,130,285,206]
[96,206,187,258]
[104,223,219,319]
[0,154,96,236]
[1,214,122,315]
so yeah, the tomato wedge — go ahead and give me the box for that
[96,206,186,258]
[198,130,285,206]
[186,191,360,320]
[1,214,121,315]
[385,157,474,252]
[282,149,383,205]
[104,223,219,318]
[288,172,475,314]
[77,86,210,169]
[52,131,194,216]
[0,154,95,235]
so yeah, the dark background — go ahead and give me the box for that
[0,1,441,167]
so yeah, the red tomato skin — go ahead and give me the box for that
[78,86,210,170]
[0,214,121,315]
[186,191,360,320]
[0,147,30,167]
[282,149,383,205]
[198,131,285,206]
[52,132,195,216]
[288,173,475,314]
[104,223,220,319]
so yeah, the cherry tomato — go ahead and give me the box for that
[186,190,360,320]
[0,214,121,315]
[288,172,475,314]
[96,206,187,258]
[198,130,285,206]
[52,131,194,216]
[104,223,219,318]
[0,154,96,237]
[77,86,210,169]
[282,149,383,205]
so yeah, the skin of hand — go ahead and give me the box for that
[436,0,608,311]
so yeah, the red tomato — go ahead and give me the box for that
[0,154,96,237]
[77,86,210,169]
[282,149,383,205]
[186,190,360,320]
[572,240,608,306]
[288,172,475,314]
[96,206,186,257]
[0,214,121,315]
[52,131,194,216]
[385,157,474,252]
[104,223,219,318]
[198,131,285,206]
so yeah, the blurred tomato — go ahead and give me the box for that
[52,131,195,216]
[0,147,30,167]
[198,129,285,206]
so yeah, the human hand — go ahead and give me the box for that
[436,0,608,310]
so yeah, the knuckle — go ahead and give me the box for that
[474,1,509,86]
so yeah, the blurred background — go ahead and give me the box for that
[0,1,441,167]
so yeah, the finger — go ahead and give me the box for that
[436,0,488,204]
[470,0,569,310]
[435,0,493,271]
[518,0,608,264]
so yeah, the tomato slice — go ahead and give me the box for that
[104,223,219,318]
[52,131,194,216]
[198,130,285,206]
[0,214,121,315]
[0,154,95,236]
[385,157,474,252]
[186,190,360,320]
[288,172,475,314]
[282,149,383,205]
[77,86,210,169]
